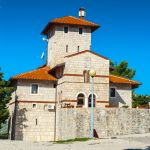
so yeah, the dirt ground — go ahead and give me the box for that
[0,133,150,150]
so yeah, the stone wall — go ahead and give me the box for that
[56,108,150,140]
[11,107,150,141]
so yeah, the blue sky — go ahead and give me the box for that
[0,0,150,94]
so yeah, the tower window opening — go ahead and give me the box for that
[77,46,80,52]
[64,27,68,33]
[36,118,38,126]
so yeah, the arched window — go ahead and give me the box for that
[88,94,96,107]
[77,93,85,106]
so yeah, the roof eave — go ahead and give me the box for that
[110,81,141,89]
[10,78,57,82]
[41,22,100,35]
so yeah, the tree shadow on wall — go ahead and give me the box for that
[110,90,127,107]
[17,108,28,140]
[11,107,28,140]
[124,146,150,150]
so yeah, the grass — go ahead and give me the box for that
[55,137,91,144]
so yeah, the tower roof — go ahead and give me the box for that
[41,16,100,35]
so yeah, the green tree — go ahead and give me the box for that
[110,60,150,108]
[132,92,150,108]
[0,68,13,129]
[110,61,136,79]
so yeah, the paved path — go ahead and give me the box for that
[0,133,150,150]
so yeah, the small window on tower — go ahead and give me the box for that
[36,118,38,126]
[66,45,68,52]
[79,28,83,34]
[77,46,80,52]
[64,27,68,33]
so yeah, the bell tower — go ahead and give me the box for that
[41,8,100,67]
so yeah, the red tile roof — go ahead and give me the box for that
[109,74,141,88]
[11,66,57,81]
[42,16,100,35]
[11,66,141,89]
[65,50,109,60]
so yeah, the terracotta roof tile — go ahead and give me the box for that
[11,66,57,81]
[109,74,141,88]
[42,16,100,35]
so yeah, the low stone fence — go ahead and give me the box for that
[57,108,150,140]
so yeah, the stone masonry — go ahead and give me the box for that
[13,103,55,141]
[9,80,56,141]
[57,51,110,108]
[56,108,150,140]
[47,25,91,67]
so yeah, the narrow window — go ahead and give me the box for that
[79,28,83,34]
[83,70,90,83]
[64,27,68,33]
[87,70,90,83]
[83,70,86,83]
[110,88,116,98]
[31,84,38,94]
[36,118,38,126]
[32,104,37,109]
[66,45,68,52]
[77,46,80,52]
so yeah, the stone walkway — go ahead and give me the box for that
[0,133,150,150]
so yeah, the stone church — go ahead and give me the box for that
[9,8,140,141]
